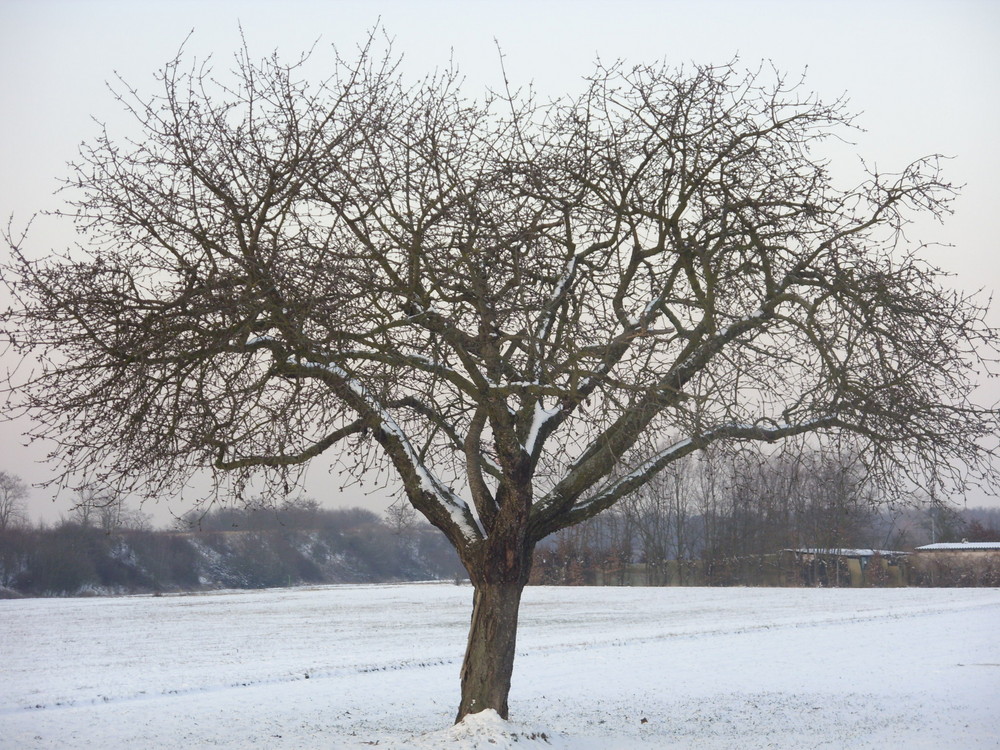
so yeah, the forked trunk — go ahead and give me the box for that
[456,579,527,722]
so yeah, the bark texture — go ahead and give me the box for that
[457,580,527,721]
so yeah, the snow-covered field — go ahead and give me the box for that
[2,584,999,749]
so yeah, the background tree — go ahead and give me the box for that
[0,471,31,590]
[69,486,118,530]
[2,39,997,723]
[0,471,29,531]
[385,498,418,535]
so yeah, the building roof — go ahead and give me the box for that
[783,548,906,557]
[915,542,1000,551]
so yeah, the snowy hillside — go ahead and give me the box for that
[1,519,464,596]
[2,584,999,748]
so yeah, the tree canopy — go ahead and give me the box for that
[3,39,997,720]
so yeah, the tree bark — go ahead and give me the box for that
[456,579,527,722]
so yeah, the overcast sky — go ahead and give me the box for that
[2,0,998,525]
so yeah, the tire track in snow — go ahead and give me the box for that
[515,598,1000,659]
[6,592,998,718]
[1,655,463,715]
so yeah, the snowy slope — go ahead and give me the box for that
[2,584,999,748]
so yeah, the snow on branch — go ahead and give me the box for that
[294,357,485,542]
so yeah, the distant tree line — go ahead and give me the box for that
[0,498,464,596]
[3,452,999,596]
[530,449,1000,586]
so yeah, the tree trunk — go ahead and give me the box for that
[456,579,527,722]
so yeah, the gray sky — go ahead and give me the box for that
[2,0,998,525]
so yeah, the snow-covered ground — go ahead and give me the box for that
[2,584,999,749]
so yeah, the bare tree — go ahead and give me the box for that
[69,486,117,529]
[631,455,701,584]
[0,471,29,531]
[385,498,418,535]
[3,38,997,722]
